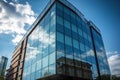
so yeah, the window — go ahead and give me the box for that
[44,12,50,26]
[79,36,84,44]
[76,16,82,26]
[72,24,77,33]
[57,51,65,59]
[31,73,35,80]
[42,56,48,68]
[57,32,64,43]
[50,16,55,32]
[57,41,64,52]
[49,30,55,53]
[80,42,85,52]
[56,23,64,33]
[35,70,42,79]
[56,2,63,17]
[71,11,75,19]
[64,6,70,15]
[49,52,55,65]
[64,19,70,29]
[72,32,79,40]
[57,16,63,25]
[49,42,55,53]
[73,39,79,49]
[57,2,63,11]
[71,11,76,25]
[83,31,88,40]
[84,39,89,47]
[36,60,41,71]
[49,64,56,75]
[42,46,49,57]
[88,35,91,42]
[64,13,70,21]
[65,35,72,46]
[65,27,71,37]
[78,28,83,36]
[44,22,49,33]
[65,45,73,55]
[73,48,80,58]
[42,67,49,77]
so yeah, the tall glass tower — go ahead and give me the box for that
[0,56,8,80]
[7,0,111,80]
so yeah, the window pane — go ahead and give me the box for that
[72,32,79,40]
[57,51,65,59]
[83,31,88,40]
[42,56,48,68]
[64,6,70,15]
[42,67,49,77]
[57,16,63,25]
[56,23,64,33]
[73,39,79,49]
[65,36,72,46]
[57,41,64,52]
[80,42,85,51]
[65,27,71,37]
[64,19,70,29]
[42,46,49,57]
[31,73,35,80]
[65,45,73,55]
[73,48,80,58]
[49,64,56,75]
[36,60,41,71]
[35,70,42,79]
[72,24,77,32]
[57,2,63,11]
[49,52,55,65]
[78,28,83,36]
[50,16,55,32]
[57,32,64,43]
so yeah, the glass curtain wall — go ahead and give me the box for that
[56,2,98,80]
[0,56,8,79]
[22,4,56,80]
[92,29,111,79]
[22,1,111,80]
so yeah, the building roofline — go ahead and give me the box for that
[88,20,101,34]
[0,55,8,59]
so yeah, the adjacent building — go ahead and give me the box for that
[0,56,8,80]
[7,0,111,80]
[6,38,27,80]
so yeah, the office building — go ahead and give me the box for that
[7,0,111,80]
[0,56,8,80]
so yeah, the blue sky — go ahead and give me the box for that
[0,0,120,76]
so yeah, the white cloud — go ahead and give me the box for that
[107,51,120,76]
[24,26,55,61]
[0,0,36,45]
[12,34,23,45]
[26,47,39,61]
[30,26,55,48]
[12,0,19,3]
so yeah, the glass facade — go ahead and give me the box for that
[22,4,56,80]
[0,56,8,79]
[56,2,99,80]
[22,0,111,80]
[92,28,111,79]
